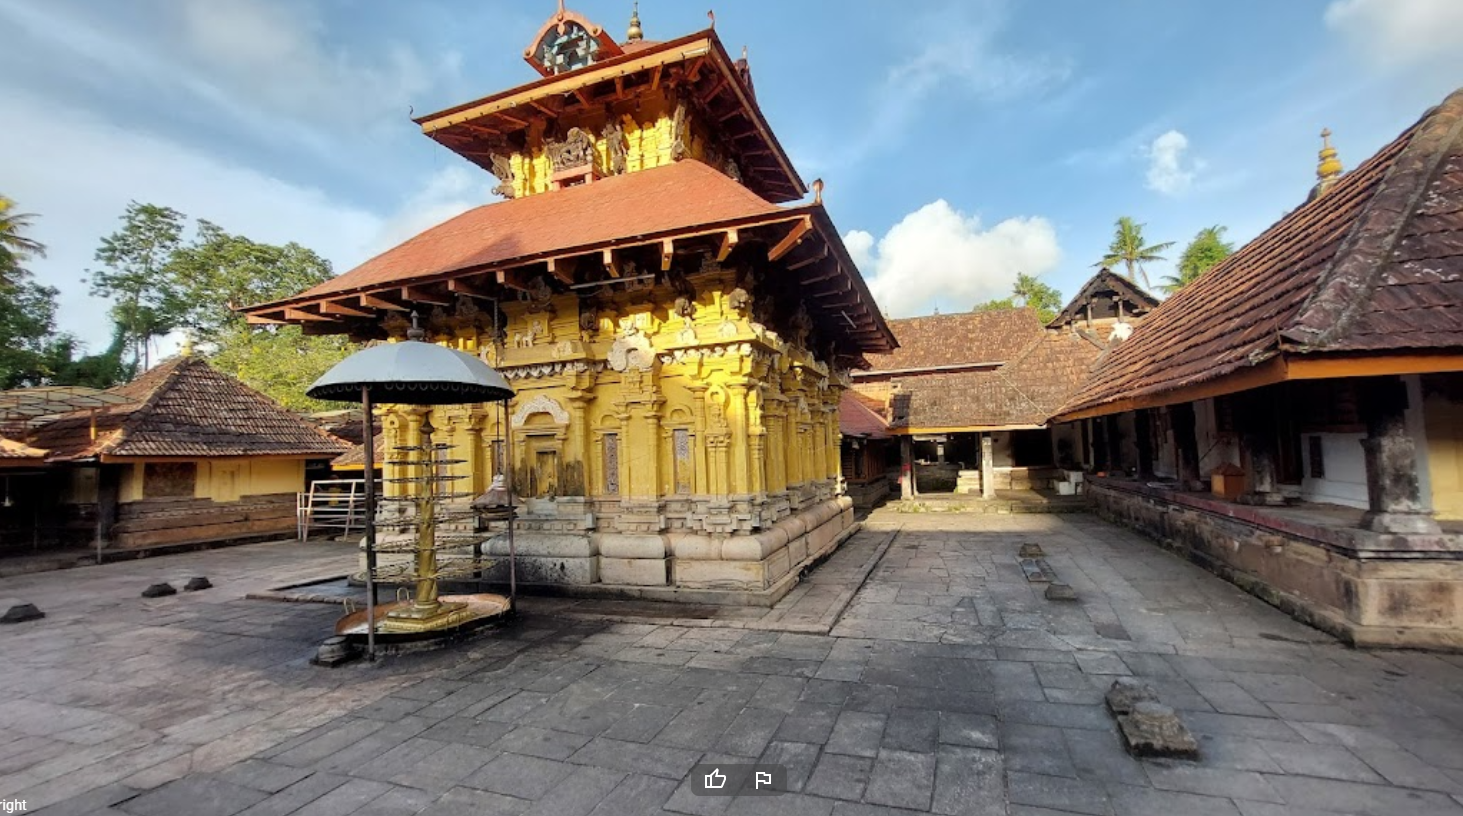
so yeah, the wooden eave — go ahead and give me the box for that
[1052,350,1463,423]
[414,30,806,204]
[240,206,895,357]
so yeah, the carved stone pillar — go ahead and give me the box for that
[1360,376,1442,534]
[981,433,995,500]
[900,436,915,499]
[728,382,750,496]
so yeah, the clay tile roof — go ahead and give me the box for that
[863,308,1046,373]
[289,161,784,303]
[28,356,349,462]
[839,391,889,439]
[331,436,386,470]
[883,329,1101,430]
[1060,87,1463,419]
[0,436,46,462]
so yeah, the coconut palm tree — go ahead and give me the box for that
[0,196,46,285]
[1096,216,1172,291]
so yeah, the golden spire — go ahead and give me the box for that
[1313,128,1343,197]
[626,1,642,41]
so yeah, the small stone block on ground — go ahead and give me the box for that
[184,576,213,591]
[1116,702,1200,760]
[1044,582,1077,601]
[1,602,44,623]
[1018,558,1054,583]
[1104,677,1158,715]
[1018,543,1045,559]
[141,583,176,598]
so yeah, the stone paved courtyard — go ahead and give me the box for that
[3,509,1463,815]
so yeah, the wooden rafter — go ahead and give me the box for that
[447,277,495,299]
[787,247,828,272]
[661,238,675,272]
[603,248,621,278]
[497,269,532,292]
[546,257,574,284]
[360,293,408,312]
[401,285,451,306]
[716,229,739,262]
[767,217,813,262]
[319,300,373,318]
[246,314,287,325]
[285,307,336,323]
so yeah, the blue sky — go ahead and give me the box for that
[1,0,1460,350]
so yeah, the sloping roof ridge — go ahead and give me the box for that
[1283,87,1463,349]
[1053,268,1158,324]
[99,356,194,457]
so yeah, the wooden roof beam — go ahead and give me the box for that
[545,257,574,285]
[661,238,675,272]
[603,248,621,278]
[319,300,374,318]
[787,247,828,272]
[717,229,739,262]
[360,293,409,312]
[401,285,452,306]
[285,307,337,323]
[246,313,287,325]
[447,277,496,300]
[497,269,533,292]
[767,217,813,262]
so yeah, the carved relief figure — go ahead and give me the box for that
[671,96,690,161]
[602,121,629,175]
[489,154,516,199]
[548,127,597,172]
[522,276,555,314]
[608,327,654,372]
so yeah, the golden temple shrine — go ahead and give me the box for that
[244,3,895,602]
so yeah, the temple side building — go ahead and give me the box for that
[244,5,894,603]
[16,356,346,553]
[845,274,1152,501]
[1052,88,1463,649]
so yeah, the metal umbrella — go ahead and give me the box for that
[307,324,514,660]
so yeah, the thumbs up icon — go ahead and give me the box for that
[704,768,727,790]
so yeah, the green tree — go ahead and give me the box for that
[0,196,64,388]
[1160,225,1234,295]
[168,220,334,342]
[973,273,1064,322]
[209,325,353,411]
[1096,216,1173,291]
[0,196,46,285]
[88,202,188,371]
[45,328,135,389]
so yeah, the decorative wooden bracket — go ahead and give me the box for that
[661,238,675,272]
[603,248,621,278]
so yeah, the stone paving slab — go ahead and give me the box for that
[6,512,1463,815]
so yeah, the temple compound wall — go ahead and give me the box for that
[375,264,854,605]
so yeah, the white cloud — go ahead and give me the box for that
[847,201,1062,319]
[0,88,490,351]
[1324,0,1463,72]
[1145,130,1204,196]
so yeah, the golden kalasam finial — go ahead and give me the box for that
[812,178,824,205]
[627,1,642,41]
[180,335,194,357]
[1317,128,1343,185]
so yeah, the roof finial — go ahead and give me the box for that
[626,1,643,41]
[707,9,716,28]
[180,335,194,358]
[408,311,426,342]
[1312,127,1343,198]
[812,178,824,206]
[556,0,566,18]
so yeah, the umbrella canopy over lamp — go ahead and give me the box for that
[306,322,515,659]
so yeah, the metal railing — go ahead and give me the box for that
[297,479,379,541]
